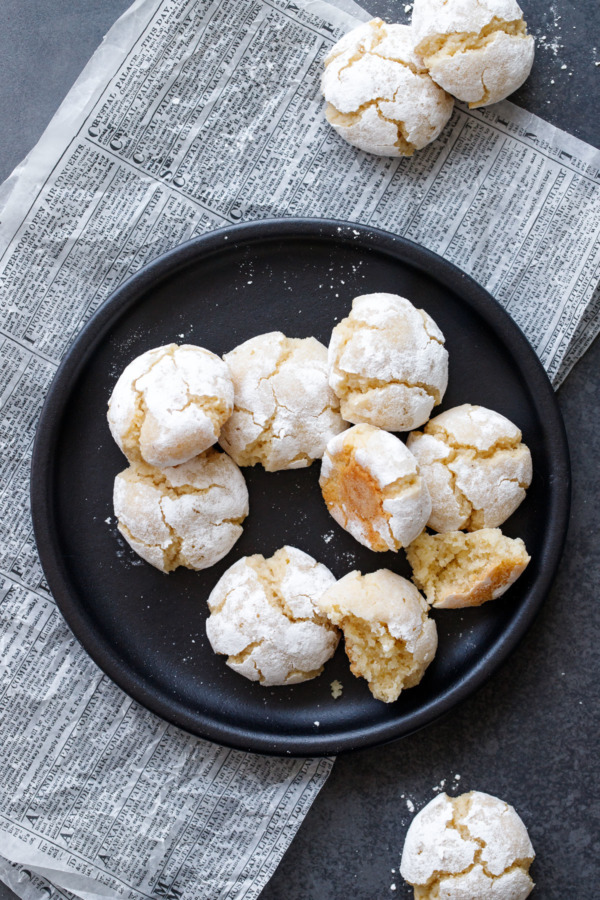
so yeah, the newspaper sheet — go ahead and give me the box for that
[0,0,599,898]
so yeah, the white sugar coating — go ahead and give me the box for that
[322,19,453,157]
[412,0,535,107]
[400,791,535,898]
[317,569,437,703]
[407,404,532,532]
[320,424,431,552]
[113,449,248,573]
[205,546,339,686]
[219,332,349,472]
[328,293,448,431]
[108,344,234,468]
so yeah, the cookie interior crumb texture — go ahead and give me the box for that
[320,424,431,552]
[317,569,437,703]
[108,343,234,468]
[113,449,248,572]
[407,404,532,532]
[219,332,348,472]
[412,0,535,107]
[206,546,340,686]
[400,791,535,899]
[322,18,453,156]
[328,293,448,432]
[407,528,530,608]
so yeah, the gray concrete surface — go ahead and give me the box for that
[0,0,598,897]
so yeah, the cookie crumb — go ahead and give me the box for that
[330,679,343,699]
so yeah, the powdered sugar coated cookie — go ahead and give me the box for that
[328,293,448,431]
[407,404,532,532]
[219,332,349,472]
[412,0,535,107]
[113,449,248,572]
[108,344,233,468]
[400,791,535,898]
[322,19,453,156]
[320,424,431,552]
[206,547,339,686]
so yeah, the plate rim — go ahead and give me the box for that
[30,217,571,756]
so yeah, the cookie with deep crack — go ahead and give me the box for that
[322,19,453,156]
[316,569,437,703]
[113,449,248,572]
[328,293,448,431]
[108,343,234,468]
[407,404,532,532]
[412,0,535,108]
[205,546,339,686]
[219,332,349,472]
[400,791,535,898]
[320,424,431,552]
[406,527,530,608]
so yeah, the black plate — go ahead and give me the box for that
[31,219,570,756]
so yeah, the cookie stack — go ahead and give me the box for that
[322,2,535,157]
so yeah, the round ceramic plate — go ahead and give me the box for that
[31,219,570,756]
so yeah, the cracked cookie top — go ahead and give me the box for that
[113,449,248,572]
[219,332,349,472]
[320,424,431,552]
[108,343,234,468]
[400,791,535,898]
[412,0,535,107]
[205,546,339,686]
[328,293,448,432]
[321,19,453,157]
[316,569,437,703]
[407,404,533,532]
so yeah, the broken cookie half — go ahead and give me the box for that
[317,569,437,703]
[322,19,454,157]
[407,527,530,609]
[206,546,339,686]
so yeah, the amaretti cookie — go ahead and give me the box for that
[407,528,530,608]
[317,570,437,703]
[407,404,532,532]
[322,19,453,156]
[328,293,448,431]
[108,344,233,468]
[320,424,431,552]
[205,547,339,686]
[113,449,248,572]
[400,791,535,899]
[219,332,348,472]
[412,0,535,108]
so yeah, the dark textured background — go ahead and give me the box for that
[0,0,598,897]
